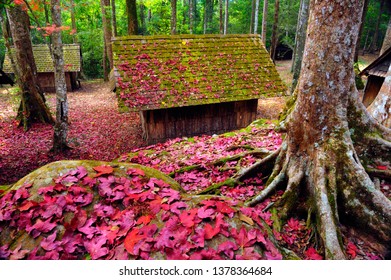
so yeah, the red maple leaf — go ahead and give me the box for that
[93,165,114,177]
[305,247,323,260]
[136,215,152,225]
[376,165,388,170]
[204,223,220,239]
[346,242,358,259]
[217,241,238,259]
[124,228,144,255]
[179,209,198,228]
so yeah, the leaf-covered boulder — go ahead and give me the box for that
[0,160,293,260]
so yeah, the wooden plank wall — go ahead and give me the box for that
[141,99,258,144]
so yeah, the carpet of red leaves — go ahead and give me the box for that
[0,81,145,185]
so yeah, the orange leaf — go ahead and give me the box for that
[93,165,114,177]
[136,215,152,225]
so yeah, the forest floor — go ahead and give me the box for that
[1,56,390,260]
[0,55,379,185]
[0,79,286,185]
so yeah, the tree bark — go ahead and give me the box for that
[367,63,391,127]
[224,0,228,35]
[290,0,309,92]
[269,0,279,61]
[101,0,113,71]
[189,0,194,34]
[111,0,118,36]
[247,0,391,259]
[261,0,268,45]
[250,0,255,34]
[219,0,223,34]
[6,4,54,130]
[203,0,213,34]
[253,0,259,34]
[380,18,391,56]
[126,0,138,35]
[140,0,146,34]
[171,0,177,35]
[51,0,69,152]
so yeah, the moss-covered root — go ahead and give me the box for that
[246,138,391,260]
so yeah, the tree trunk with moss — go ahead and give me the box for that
[261,0,268,45]
[6,4,54,130]
[101,0,113,71]
[246,0,391,259]
[269,0,279,61]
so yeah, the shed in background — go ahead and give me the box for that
[111,34,286,144]
[3,44,81,92]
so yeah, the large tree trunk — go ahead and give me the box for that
[6,4,54,130]
[269,0,279,61]
[261,0,268,45]
[246,0,391,259]
[126,0,138,35]
[51,0,69,152]
[101,0,113,71]
[171,0,177,35]
[290,0,309,92]
[380,18,391,56]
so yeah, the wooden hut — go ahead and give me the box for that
[2,44,81,92]
[360,47,391,107]
[110,34,286,144]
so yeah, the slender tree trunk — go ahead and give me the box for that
[290,0,309,92]
[6,4,54,130]
[171,0,177,35]
[248,0,391,259]
[203,0,212,34]
[100,0,113,70]
[269,0,279,61]
[102,41,108,81]
[250,0,255,34]
[140,1,146,34]
[219,0,223,34]
[224,0,228,35]
[189,0,194,34]
[380,18,391,56]
[370,0,385,53]
[111,0,118,36]
[51,0,69,152]
[253,0,259,34]
[261,0,268,45]
[126,0,138,35]
[70,0,77,43]
[354,0,369,62]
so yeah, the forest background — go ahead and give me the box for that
[0,0,389,79]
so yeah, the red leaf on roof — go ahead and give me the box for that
[217,241,238,259]
[179,208,198,228]
[127,168,145,176]
[204,223,220,240]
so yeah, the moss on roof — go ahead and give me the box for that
[111,34,286,111]
[2,44,81,73]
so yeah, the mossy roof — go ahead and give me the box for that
[2,44,81,73]
[111,34,286,111]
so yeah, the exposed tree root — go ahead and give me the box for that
[169,148,272,178]
[196,148,280,195]
[244,130,391,259]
